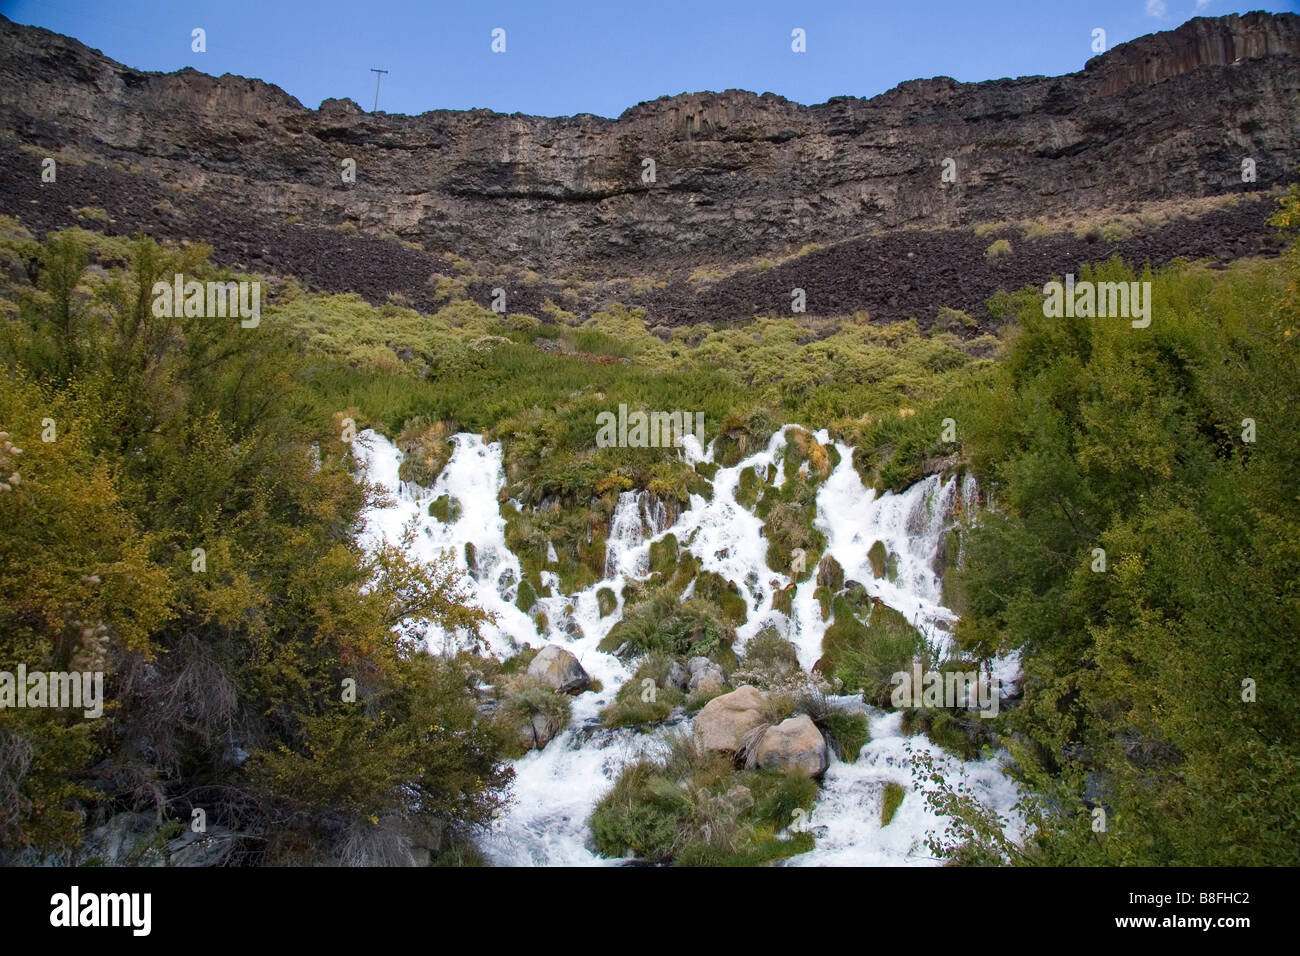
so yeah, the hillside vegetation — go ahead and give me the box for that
[1,181,1297,865]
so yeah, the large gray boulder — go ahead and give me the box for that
[686,656,727,695]
[526,644,590,694]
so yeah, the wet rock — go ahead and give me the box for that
[80,812,164,866]
[166,825,246,867]
[519,709,565,750]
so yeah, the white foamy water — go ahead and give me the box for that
[783,707,1022,866]
[354,426,1021,866]
[356,430,538,659]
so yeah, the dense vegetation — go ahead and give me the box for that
[0,225,512,864]
[1,180,1296,866]
[920,187,1300,865]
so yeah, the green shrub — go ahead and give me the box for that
[822,710,871,763]
[823,599,927,707]
[599,654,685,727]
[598,593,734,663]
[589,734,818,865]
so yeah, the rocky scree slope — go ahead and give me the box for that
[0,12,1297,328]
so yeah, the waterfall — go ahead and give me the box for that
[605,490,666,579]
[354,426,1022,866]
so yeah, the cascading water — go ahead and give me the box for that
[355,426,1022,866]
[356,430,536,658]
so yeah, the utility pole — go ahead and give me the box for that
[370,68,388,112]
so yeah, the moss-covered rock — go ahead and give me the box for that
[880,781,906,826]
[812,554,844,621]
[648,533,679,574]
[713,412,776,469]
[428,494,462,523]
[515,578,538,613]
[938,527,967,614]
[396,418,456,487]
[763,499,825,584]
[693,570,748,627]
[867,540,888,580]
[842,580,872,618]
[735,466,763,510]
[816,553,845,593]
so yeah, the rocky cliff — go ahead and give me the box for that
[1,12,1297,324]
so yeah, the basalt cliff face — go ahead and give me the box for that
[0,12,1298,324]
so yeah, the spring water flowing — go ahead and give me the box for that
[354,427,1022,866]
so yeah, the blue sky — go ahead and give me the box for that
[2,0,1296,117]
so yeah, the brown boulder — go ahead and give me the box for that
[756,714,829,778]
[694,685,767,753]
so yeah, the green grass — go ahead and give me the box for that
[821,597,927,707]
[588,733,819,865]
[822,710,871,763]
[881,782,906,826]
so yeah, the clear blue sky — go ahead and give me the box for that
[2,0,1296,117]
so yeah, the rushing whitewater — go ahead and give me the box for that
[355,427,1022,866]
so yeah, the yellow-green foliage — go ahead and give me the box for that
[923,187,1300,865]
[74,207,110,225]
[881,782,905,826]
[0,231,513,860]
[397,417,456,486]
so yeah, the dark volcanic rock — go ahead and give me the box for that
[1,12,1297,274]
[0,12,1296,328]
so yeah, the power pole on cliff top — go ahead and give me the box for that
[370,68,388,112]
